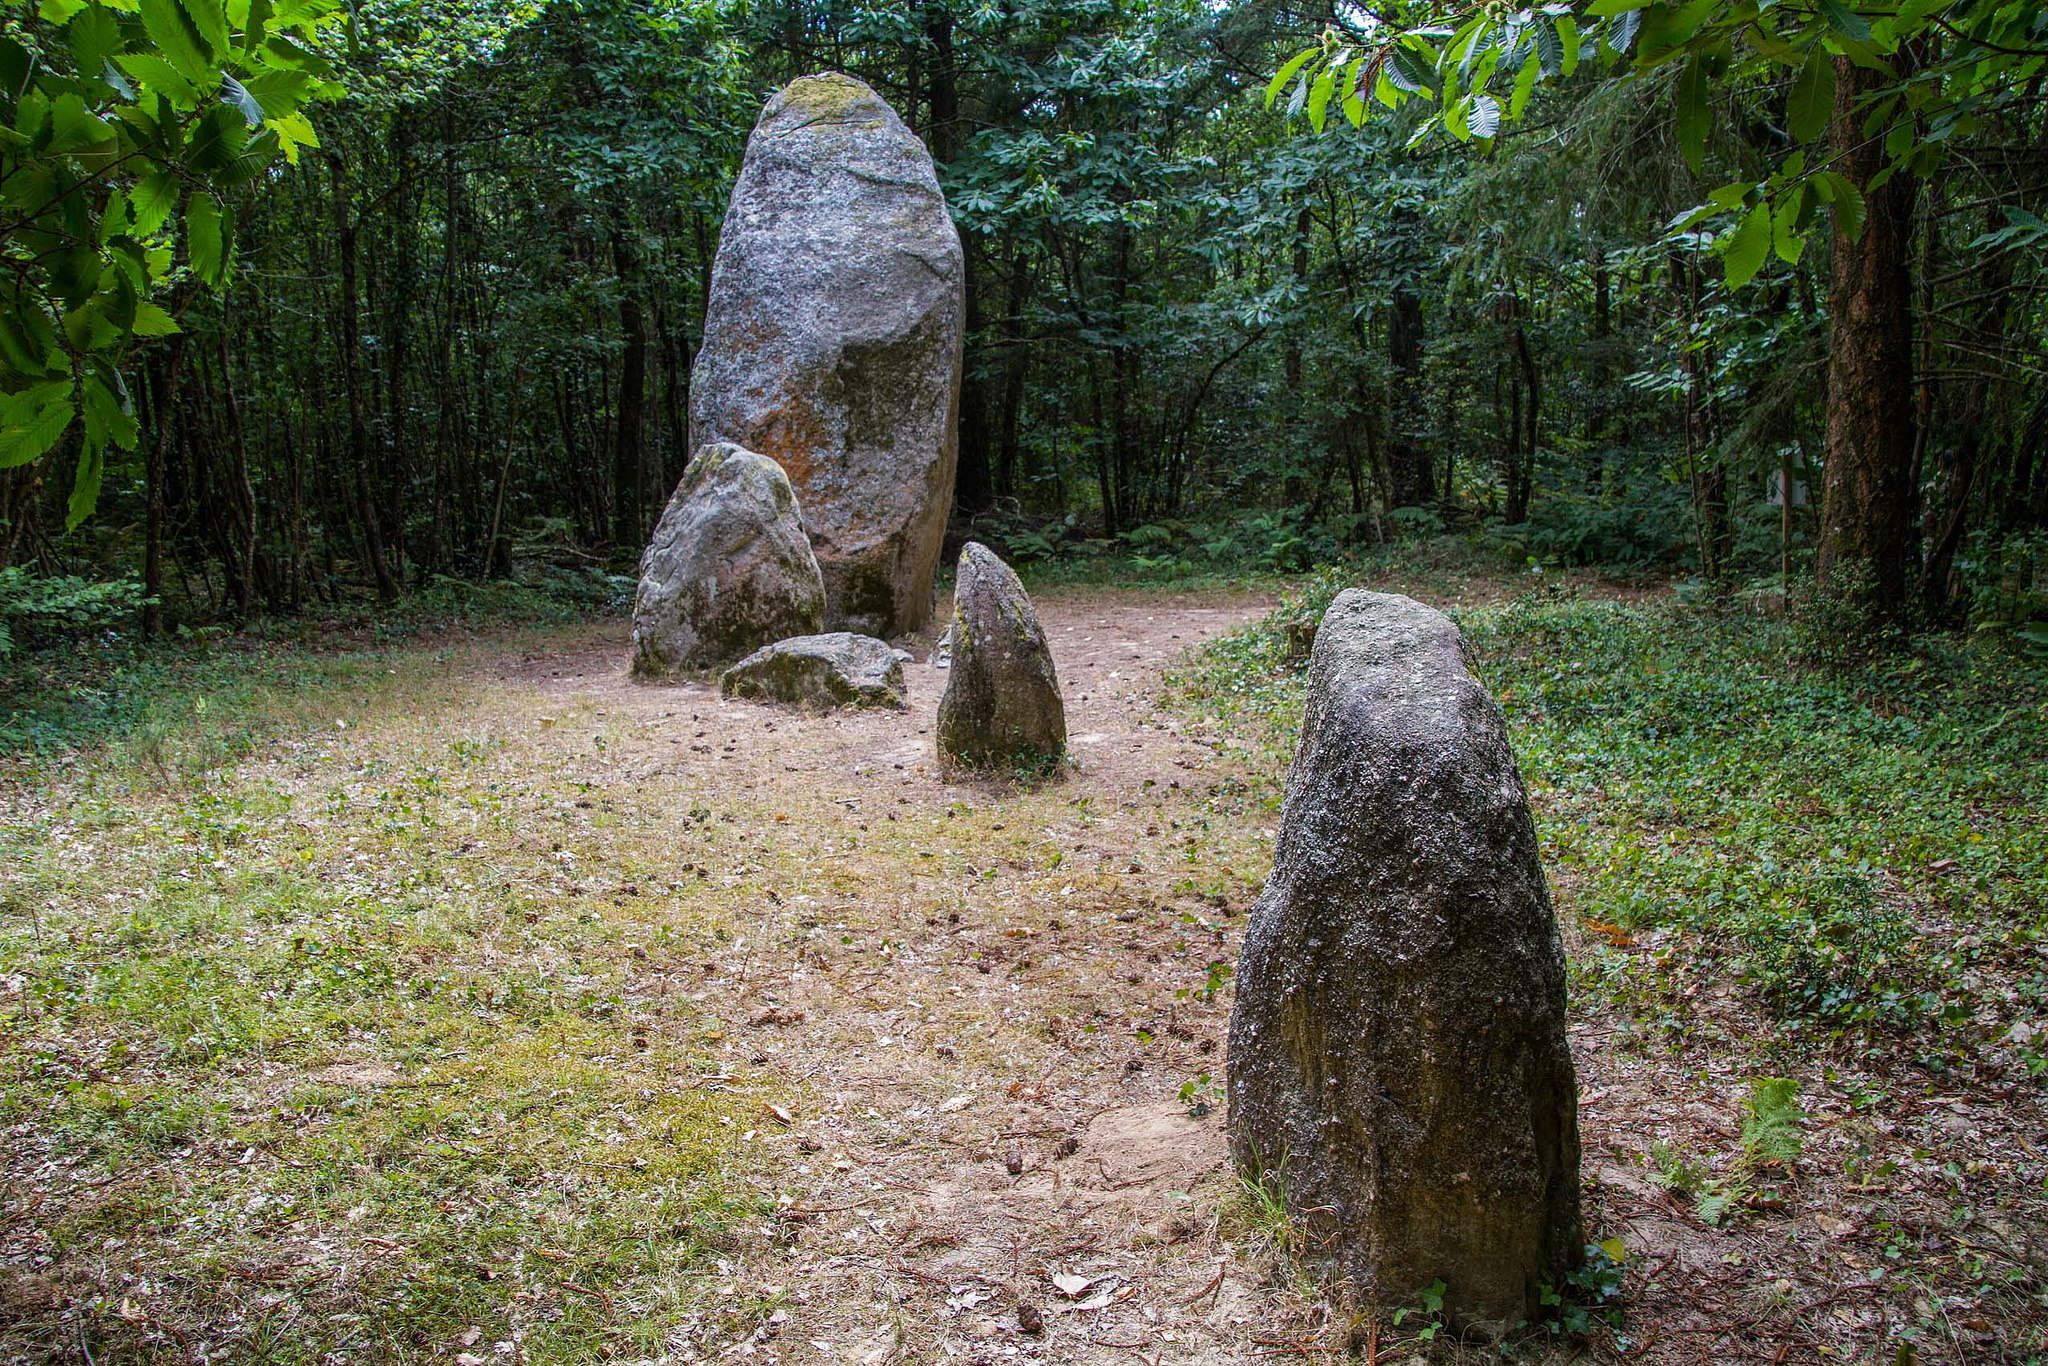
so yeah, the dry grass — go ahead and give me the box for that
[7,569,2041,1366]
[3,587,1345,1366]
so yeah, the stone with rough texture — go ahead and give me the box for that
[936,543,1065,770]
[1225,589,1581,1328]
[691,71,963,636]
[719,632,906,709]
[630,444,825,678]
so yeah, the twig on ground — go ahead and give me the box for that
[1181,1257,1227,1306]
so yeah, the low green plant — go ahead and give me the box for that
[0,567,151,655]
[1177,959,1233,1004]
[1390,1277,1447,1340]
[1539,1238,1627,1336]
[1738,1077,1806,1173]
[1177,1071,1223,1118]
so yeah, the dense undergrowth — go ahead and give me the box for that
[1166,563,2048,1066]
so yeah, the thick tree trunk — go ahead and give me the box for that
[1815,56,1921,616]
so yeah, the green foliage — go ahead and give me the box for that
[1739,1076,1805,1172]
[1545,1238,1627,1335]
[1171,568,2048,1044]
[0,563,146,652]
[1176,1069,1222,1117]
[1276,0,2047,286]
[0,0,349,525]
[1390,1278,1447,1339]
[1957,529,2048,638]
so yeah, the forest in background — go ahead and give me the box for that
[0,0,2045,647]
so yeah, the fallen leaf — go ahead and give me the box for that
[1050,1272,1094,1297]
[764,1103,793,1125]
[938,1094,975,1113]
[1054,1284,1136,1314]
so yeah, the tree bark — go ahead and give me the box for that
[142,335,189,638]
[613,230,651,550]
[1387,207,1434,507]
[1815,56,1922,616]
[1508,319,1539,525]
[216,330,259,613]
[330,152,400,602]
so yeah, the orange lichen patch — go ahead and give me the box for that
[745,405,831,495]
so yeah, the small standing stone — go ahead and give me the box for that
[936,543,1065,772]
[1226,589,1581,1329]
[630,444,824,678]
[719,632,907,709]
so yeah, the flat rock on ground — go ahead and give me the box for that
[719,631,907,709]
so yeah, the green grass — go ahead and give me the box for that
[0,567,630,758]
[0,607,788,1363]
[1166,571,2048,1056]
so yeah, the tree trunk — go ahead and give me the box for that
[1587,249,1610,492]
[1815,55,1921,616]
[142,336,190,638]
[1387,207,1433,507]
[994,248,1030,503]
[1508,319,1540,525]
[954,240,994,515]
[613,230,650,550]
[330,153,399,602]
[215,330,259,613]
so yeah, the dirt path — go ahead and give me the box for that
[479,588,1311,1362]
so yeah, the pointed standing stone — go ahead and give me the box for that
[690,72,964,637]
[936,543,1065,771]
[1226,589,1581,1329]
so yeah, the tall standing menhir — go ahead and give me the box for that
[1227,589,1582,1330]
[687,72,965,637]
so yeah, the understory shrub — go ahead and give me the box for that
[1172,568,2048,1040]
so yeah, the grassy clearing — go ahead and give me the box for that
[1,627,796,1363]
[8,560,2045,1362]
